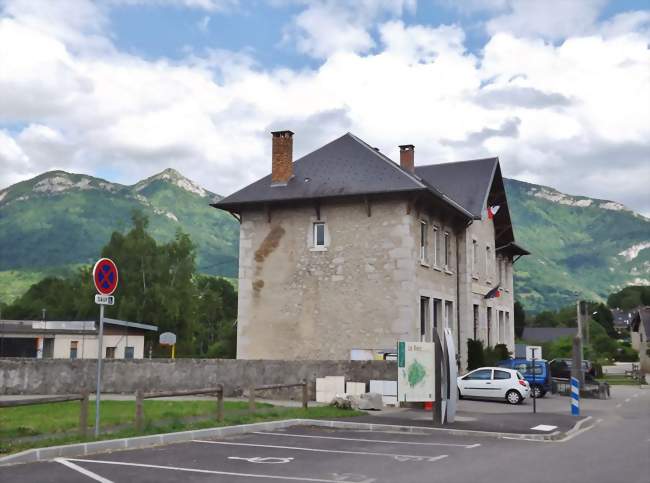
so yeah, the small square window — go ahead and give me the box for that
[105,347,116,359]
[313,222,326,247]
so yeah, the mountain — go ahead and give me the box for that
[1,170,648,312]
[0,169,239,302]
[505,179,650,312]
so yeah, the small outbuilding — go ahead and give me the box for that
[631,307,650,373]
[0,318,157,359]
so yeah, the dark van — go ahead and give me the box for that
[497,358,551,398]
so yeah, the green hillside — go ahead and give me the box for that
[1,171,648,312]
[506,178,650,312]
[0,169,239,304]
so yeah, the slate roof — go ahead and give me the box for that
[631,307,650,336]
[214,133,472,218]
[521,327,577,343]
[414,158,498,219]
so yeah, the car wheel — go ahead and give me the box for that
[506,390,522,405]
[531,385,543,399]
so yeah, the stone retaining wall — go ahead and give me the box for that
[0,358,397,398]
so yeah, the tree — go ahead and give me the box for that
[467,339,485,371]
[592,303,616,338]
[514,301,526,338]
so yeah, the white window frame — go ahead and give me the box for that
[443,231,451,272]
[472,239,479,279]
[432,226,439,268]
[313,222,326,250]
[485,245,492,283]
[419,220,428,265]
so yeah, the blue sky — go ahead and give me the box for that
[1,0,649,216]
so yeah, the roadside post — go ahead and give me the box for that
[571,376,580,416]
[92,258,119,438]
[526,345,541,414]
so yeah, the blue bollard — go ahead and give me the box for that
[571,377,580,416]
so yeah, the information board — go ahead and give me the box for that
[397,341,435,402]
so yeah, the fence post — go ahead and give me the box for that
[79,389,89,438]
[302,380,308,409]
[249,386,256,413]
[216,384,224,423]
[135,389,144,431]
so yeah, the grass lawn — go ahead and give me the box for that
[0,401,361,455]
[597,375,642,385]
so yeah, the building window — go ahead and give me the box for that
[472,240,479,277]
[432,226,439,266]
[313,222,326,248]
[487,307,493,347]
[420,220,428,262]
[506,312,510,342]
[70,341,78,360]
[485,246,491,281]
[473,304,479,340]
[125,346,134,359]
[106,347,116,359]
[445,300,454,335]
[420,297,430,342]
[443,232,450,269]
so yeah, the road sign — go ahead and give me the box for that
[93,258,119,295]
[94,294,115,305]
[526,345,542,361]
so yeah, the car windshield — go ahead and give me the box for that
[513,362,544,375]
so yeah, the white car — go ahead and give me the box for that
[457,367,530,405]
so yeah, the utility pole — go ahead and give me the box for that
[573,301,585,387]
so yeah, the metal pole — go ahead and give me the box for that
[531,348,537,414]
[94,303,105,437]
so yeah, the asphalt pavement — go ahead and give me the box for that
[1,386,648,483]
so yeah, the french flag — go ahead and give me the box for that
[487,205,500,220]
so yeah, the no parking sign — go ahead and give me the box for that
[93,258,119,296]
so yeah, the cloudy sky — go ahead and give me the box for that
[1,0,649,214]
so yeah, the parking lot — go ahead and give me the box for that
[1,425,503,483]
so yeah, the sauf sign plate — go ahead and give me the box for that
[397,341,435,402]
[94,294,115,305]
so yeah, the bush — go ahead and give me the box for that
[467,339,485,371]
[616,345,639,362]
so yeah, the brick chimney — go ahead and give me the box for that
[399,144,415,173]
[271,130,294,185]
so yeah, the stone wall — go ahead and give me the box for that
[0,358,397,397]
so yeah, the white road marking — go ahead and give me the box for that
[625,398,631,402]
[194,440,448,463]
[252,431,478,448]
[632,393,639,398]
[616,403,622,408]
[530,425,558,432]
[501,418,602,444]
[62,458,349,482]
[228,456,294,464]
[55,458,114,483]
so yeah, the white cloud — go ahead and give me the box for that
[283,0,416,58]
[0,0,649,217]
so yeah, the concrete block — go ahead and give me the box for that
[346,382,366,396]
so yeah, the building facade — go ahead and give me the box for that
[214,131,528,370]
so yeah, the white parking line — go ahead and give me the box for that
[62,458,352,482]
[194,440,448,463]
[632,393,639,398]
[252,431,479,449]
[55,458,114,483]
[625,398,631,402]
[616,403,622,408]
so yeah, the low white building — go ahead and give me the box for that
[0,318,158,359]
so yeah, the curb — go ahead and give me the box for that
[0,416,592,466]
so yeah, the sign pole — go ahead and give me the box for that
[531,348,537,414]
[94,303,105,437]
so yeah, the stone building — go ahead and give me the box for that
[213,131,528,370]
